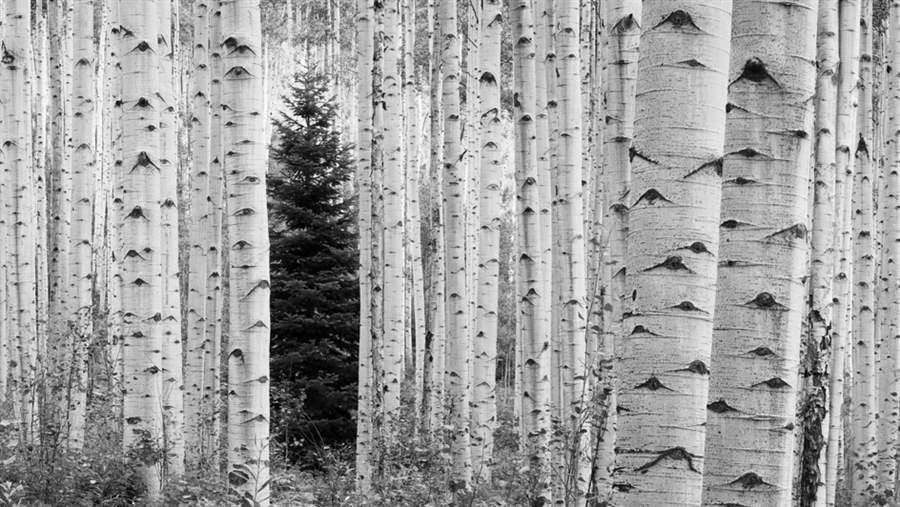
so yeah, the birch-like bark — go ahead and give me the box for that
[220,1,271,503]
[701,2,818,506]
[355,0,375,493]
[512,0,552,502]
[613,2,732,504]
[119,0,164,494]
[186,0,212,468]
[381,0,405,436]
[472,0,501,482]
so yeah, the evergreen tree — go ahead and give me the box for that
[268,70,358,462]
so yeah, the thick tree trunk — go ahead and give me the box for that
[119,0,164,495]
[512,0,552,502]
[613,2,732,505]
[220,1,271,503]
[701,2,818,506]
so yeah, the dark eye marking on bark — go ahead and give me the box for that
[765,223,808,242]
[673,360,709,375]
[856,134,869,156]
[653,10,701,32]
[612,482,635,492]
[1,45,14,66]
[616,405,631,414]
[643,256,693,273]
[634,447,699,473]
[753,377,791,389]
[124,250,144,260]
[729,472,775,490]
[670,301,707,313]
[611,13,640,33]
[610,202,628,214]
[248,321,269,331]
[132,151,160,172]
[228,470,250,487]
[628,147,660,165]
[675,59,707,69]
[224,66,254,80]
[125,206,148,220]
[131,41,153,54]
[125,417,142,425]
[629,325,658,336]
[746,292,787,310]
[635,376,673,391]
[724,176,757,186]
[632,188,672,207]
[730,58,781,88]
[748,346,776,357]
[728,148,769,159]
[720,219,752,230]
[683,157,723,179]
[707,399,740,413]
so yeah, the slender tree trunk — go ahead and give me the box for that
[220,1,271,503]
[512,0,552,502]
[355,0,375,492]
[613,2,732,504]
[701,2,818,506]
[119,0,164,495]
[472,0,501,482]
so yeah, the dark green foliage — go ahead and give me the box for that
[268,69,358,464]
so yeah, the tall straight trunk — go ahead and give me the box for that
[381,0,405,435]
[186,0,212,468]
[850,5,876,496]
[554,0,590,503]
[512,0,552,502]
[67,0,95,450]
[403,0,427,434]
[613,2,732,505]
[220,1,271,503]
[798,1,838,505]
[701,2,818,506]
[119,0,164,495]
[464,0,480,419]
[355,0,375,492]
[158,0,184,478]
[205,0,224,468]
[472,0,501,482]
[440,0,472,488]
[425,0,446,435]
[879,0,900,498]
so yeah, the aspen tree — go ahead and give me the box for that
[878,0,900,498]
[67,0,96,450]
[403,0,427,432]
[554,0,590,502]
[701,2,818,506]
[850,6,877,496]
[425,0,447,435]
[613,2,732,504]
[186,0,212,466]
[512,0,552,502]
[355,0,375,492]
[119,0,164,494]
[381,0,404,435]
[440,0,472,488]
[157,0,184,477]
[220,0,271,503]
[472,0,501,480]
[205,0,225,463]
[593,1,639,498]
[798,1,838,504]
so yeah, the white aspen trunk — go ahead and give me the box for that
[380,0,405,436]
[186,0,211,469]
[512,0,552,502]
[119,0,164,495]
[440,0,472,489]
[613,2,732,505]
[797,1,838,504]
[472,0,501,482]
[701,2,818,506]
[67,0,95,450]
[595,0,638,500]
[824,1,860,504]
[879,0,900,499]
[157,0,184,479]
[402,0,427,434]
[220,1,271,503]
[205,0,224,467]
[554,0,590,503]
[355,0,375,492]
[425,0,447,435]
[850,7,876,497]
